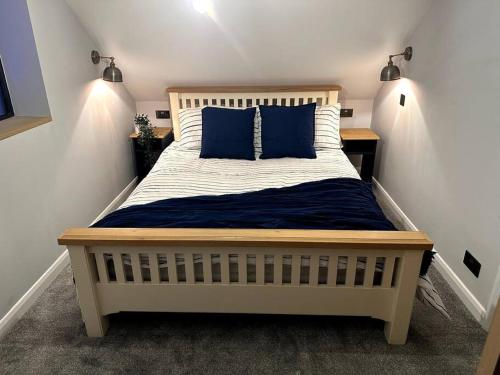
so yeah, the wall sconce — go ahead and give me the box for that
[91,50,123,82]
[380,46,413,81]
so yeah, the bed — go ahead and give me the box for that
[58,85,433,345]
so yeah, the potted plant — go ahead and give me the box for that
[134,113,157,170]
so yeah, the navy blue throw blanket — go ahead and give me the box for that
[93,178,432,275]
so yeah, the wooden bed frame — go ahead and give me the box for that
[58,85,433,345]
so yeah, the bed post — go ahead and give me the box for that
[384,250,423,344]
[67,245,108,337]
[327,90,338,105]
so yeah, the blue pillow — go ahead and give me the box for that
[200,106,256,160]
[259,103,316,159]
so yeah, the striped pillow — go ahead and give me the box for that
[254,107,263,153]
[254,104,342,152]
[178,107,203,150]
[314,104,341,149]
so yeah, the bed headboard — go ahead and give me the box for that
[167,85,341,141]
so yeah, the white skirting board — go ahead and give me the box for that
[0,177,138,339]
[372,178,488,328]
[0,250,71,340]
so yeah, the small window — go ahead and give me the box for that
[0,57,14,121]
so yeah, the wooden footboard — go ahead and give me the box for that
[58,228,433,345]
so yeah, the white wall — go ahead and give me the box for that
[0,0,137,318]
[371,0,500,313]
[136,101,172,128]
[0,0,49,116]
[339,99,373,129]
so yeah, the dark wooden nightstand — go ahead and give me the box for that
[340,128,380,182]
[130,127,174,181]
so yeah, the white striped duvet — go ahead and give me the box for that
[120,142,359,209]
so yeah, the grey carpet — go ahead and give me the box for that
[0,264,486,375]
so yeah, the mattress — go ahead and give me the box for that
[121,142,359,209]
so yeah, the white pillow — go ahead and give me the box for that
[254,104,342,152]
[178,107,203,150]
[314,104,342,150]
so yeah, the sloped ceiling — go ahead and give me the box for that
[65,0,432,101]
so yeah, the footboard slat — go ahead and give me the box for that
[364,256,376,288]
[149,254,160,284]
[238,254,247,284]
[220,253,230,284]
[112,252,126,283]
[203,253,212,284]
[327,255,338,286]
[274,254,283,285]
[95,251,109,283]
[256,254,265,285]
[167,254,177,283]
[382,256,396,288]
[346,256,357,287]
[309,255,319,286]
[291,255,301,286]
[130,253,143,284]
[185,253,195,284]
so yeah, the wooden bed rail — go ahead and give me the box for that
[58,228,433,250]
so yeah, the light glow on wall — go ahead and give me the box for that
[192,0,215,17]
[399,78,411,97]
[90,78,111,98]
[77,79,123,132]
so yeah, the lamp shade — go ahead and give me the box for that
[380,62,401,81]
[103,61,123,82]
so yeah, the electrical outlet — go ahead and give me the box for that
[156,110,170,119]
[340,108,353,117]
[400,94,406,106]
[463,250,481,277]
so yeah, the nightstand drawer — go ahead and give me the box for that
[342,140,377,154]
